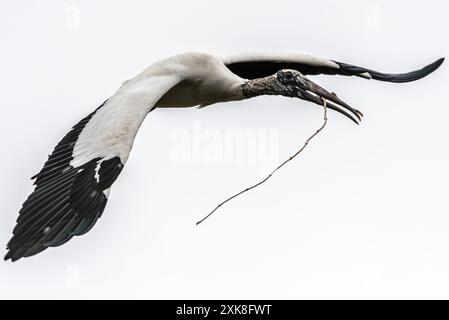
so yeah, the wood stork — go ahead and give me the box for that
[5,51,444,261]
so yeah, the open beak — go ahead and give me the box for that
[279,71,363,124]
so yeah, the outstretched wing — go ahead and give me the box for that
[223,52,444,82]
[5,74,180,261]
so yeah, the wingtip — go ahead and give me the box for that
[435,57,445,68]
[4,245,24,262]
[429,57,444,69]
[4,251,13,262]
[4,251,24,262]
[417,57,445,80]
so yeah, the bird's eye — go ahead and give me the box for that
[277,70,294,82]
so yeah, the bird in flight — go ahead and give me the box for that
[5,51,444,261]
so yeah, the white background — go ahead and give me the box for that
[0,0,448,299]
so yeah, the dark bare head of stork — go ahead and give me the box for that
[241,68,363,124]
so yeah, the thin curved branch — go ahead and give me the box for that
[196,98,328,226]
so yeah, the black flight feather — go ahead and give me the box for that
[226,58,444,82]
[5,102,124,262]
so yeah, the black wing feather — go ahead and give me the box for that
[225,58,444,82]
[5,103,124,261]
[226,61,339,79]
[334,58,444,83]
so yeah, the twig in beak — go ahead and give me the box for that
[196,98,329,226]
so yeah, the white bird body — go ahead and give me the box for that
[154,52,246,108]
[5,51,444,261]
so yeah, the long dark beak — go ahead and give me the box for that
[285,73,363,124]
